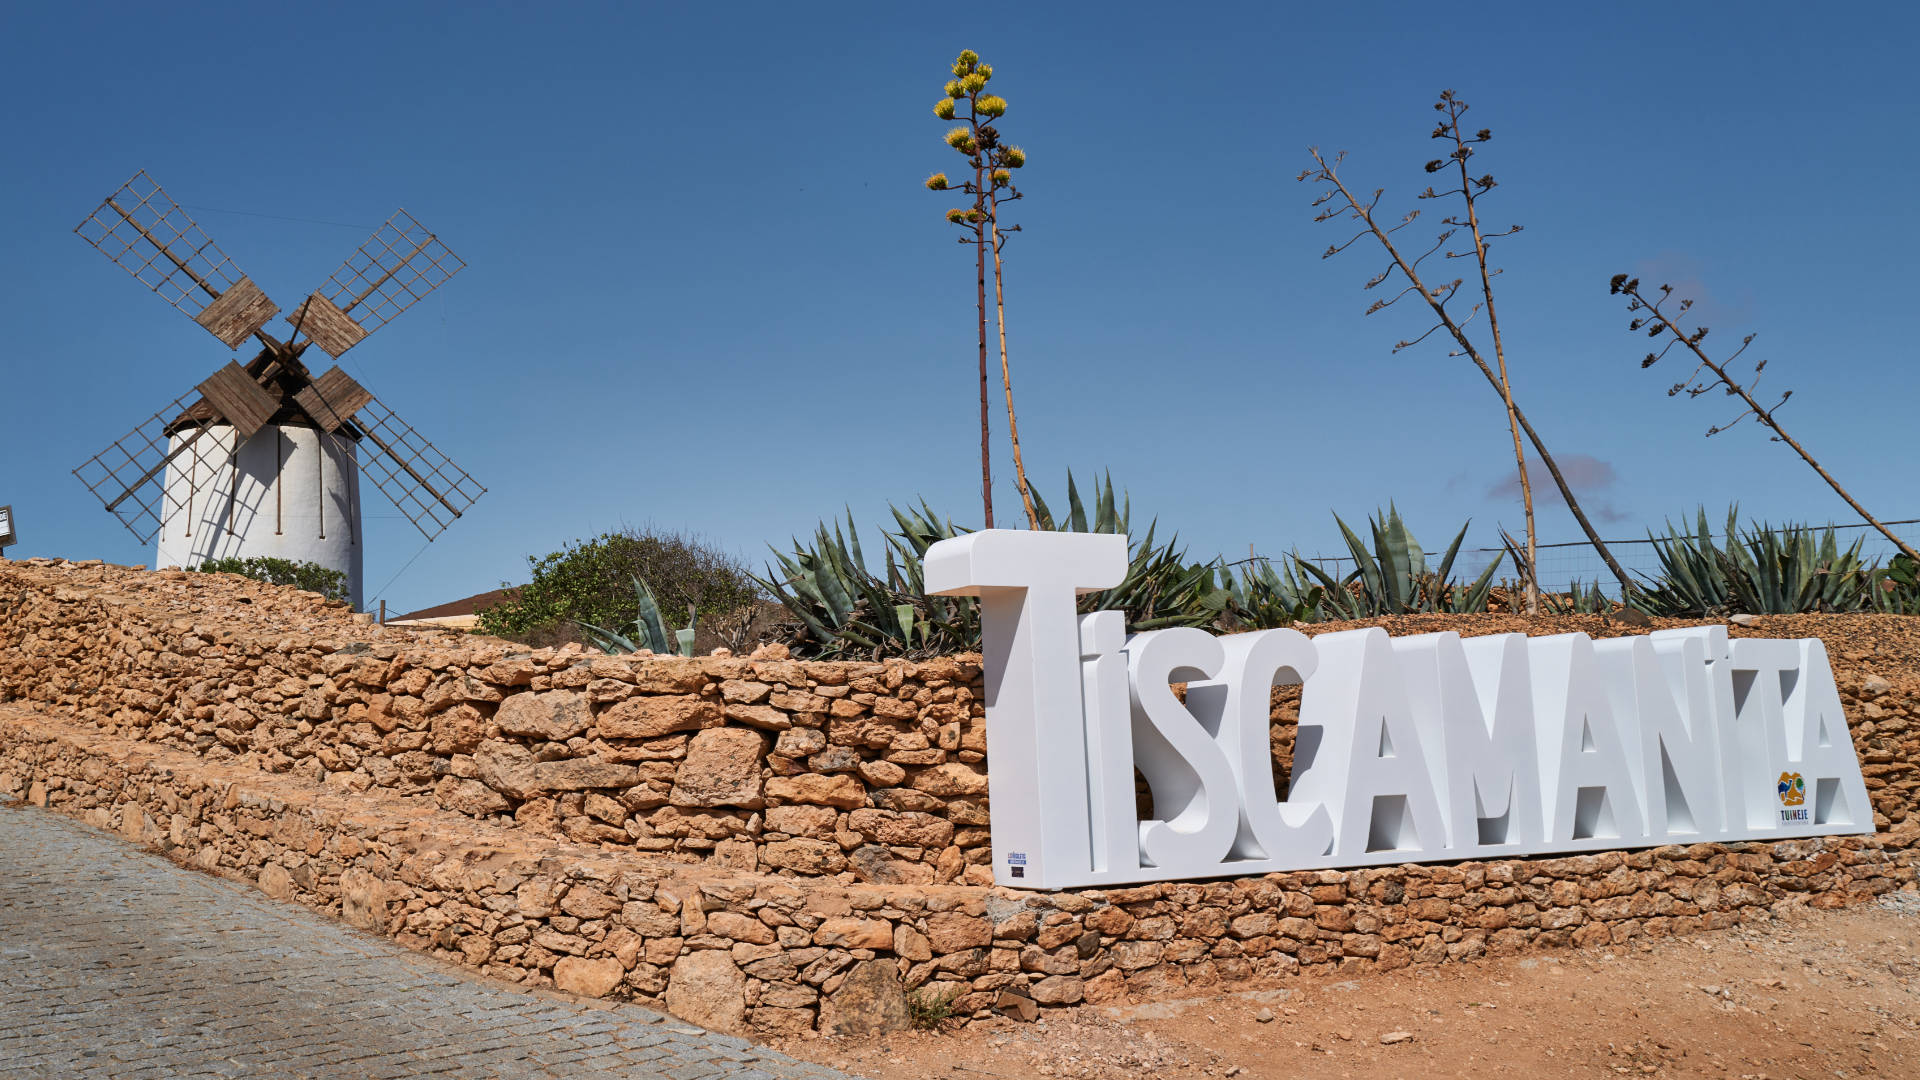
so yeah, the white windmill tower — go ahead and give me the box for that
[72,172,485,608]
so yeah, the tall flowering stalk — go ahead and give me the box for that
[1611,274,1920,565]
[926,50,1035,528]
[1302,91,1635,600]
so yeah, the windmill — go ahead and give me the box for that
[71,171,485,609]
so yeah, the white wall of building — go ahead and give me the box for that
[155,423,364,609]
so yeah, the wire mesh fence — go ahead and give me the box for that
[1286,517,1920,596]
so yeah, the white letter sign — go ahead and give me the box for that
[928,530,1877,889]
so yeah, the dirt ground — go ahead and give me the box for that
[775,891,1920,1079]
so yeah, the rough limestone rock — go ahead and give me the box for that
[848,844,935,884]
[994,990,1038,1023]
[528,758,641,792]
[435,776,512,817]
[762,838,847,875]
[474,744,541,800]
[773,728,828,757]
[765,804,837,838]
[477,743,640,798]
[911,763,989,797]
[850,808,954,847]
[706,911,777,945]
[765,774,865,809]
[665,950,747,1033]
[669,728,767,808]
[925,911,991,952]
[711,838,758,872]
[626,657,711,694]
[858,759,907,787]
[494,689,593,741]
[257,863,295,900]
[813,917,893,950]
[1029,975,1085,1005]
[340,867,385,930]
[722,704,790,731]
[819,959,909,1036]
[558,885,621,920]
[719,679,772,704]
[597,696,721,739]
[553,955,625,997]
[893,924,932,962]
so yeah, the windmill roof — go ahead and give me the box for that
[165,348,364,437]
[389,587,518,623]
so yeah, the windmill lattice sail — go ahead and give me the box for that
[291,210,467,357]
[74,393,247,545]
[352,396,485,541]
[74,171,280,348]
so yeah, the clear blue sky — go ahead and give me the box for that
[3,2,1915,612]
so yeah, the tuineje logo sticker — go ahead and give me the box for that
[1778,771,1809,822]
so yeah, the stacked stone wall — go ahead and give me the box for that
[3,557,1918,1036]
[0,559,994,886]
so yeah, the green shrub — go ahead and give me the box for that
[197,556,349,603]
[905,983,962,1029]
[477,528,763,643]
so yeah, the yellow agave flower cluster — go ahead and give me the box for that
[926,49,1028,220]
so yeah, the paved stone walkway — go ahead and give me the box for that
[0,806,851,1080]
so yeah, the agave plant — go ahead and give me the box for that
[1633,508,1731,616]
[758,472,1223,658]
[1031,474,1221,630]
[1726,516,1873,614]
[755,512,974,659]
[1544,579,1611,615]
[1029,471,1125,534]
[578,576,697,656]
[1294,505,1501,619]
[1873,554,1920,614]
[1632,507,1880,616]
[1215,558,1325,629]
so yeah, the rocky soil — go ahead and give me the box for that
[783,891,1920,1079]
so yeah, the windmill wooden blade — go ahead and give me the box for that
[292,210,466,356]
[197,361,279,439]
[292,366,374,433]
[73,391,241,544]
[74,171,280,348]
[352,396,485,541]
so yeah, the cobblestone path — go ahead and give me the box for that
[0,806,852,1080]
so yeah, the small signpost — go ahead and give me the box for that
[0,504,15,556]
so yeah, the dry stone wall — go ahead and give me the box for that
[0,559,994,887]
[3,557,1919,1037]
